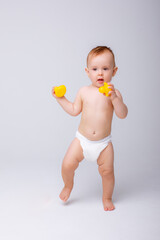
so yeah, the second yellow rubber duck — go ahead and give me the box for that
[99,82,111,97]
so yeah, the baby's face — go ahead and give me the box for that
[85,51,117,88]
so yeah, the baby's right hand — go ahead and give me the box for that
[51,86,58,99]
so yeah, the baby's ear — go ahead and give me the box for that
[112,67,118,77]
[85,67,89,75]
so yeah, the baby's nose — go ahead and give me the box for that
[98,70,103,75]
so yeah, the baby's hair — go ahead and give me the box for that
[87,46,116,67]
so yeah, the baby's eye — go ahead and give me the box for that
[103,68,108,70]
[93,68,97,71]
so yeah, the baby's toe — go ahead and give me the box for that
[103,199,115,211]
[104,207,108,211]
[109,206,115,211]
[63,196,68,202]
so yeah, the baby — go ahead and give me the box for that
[52,46,128,211]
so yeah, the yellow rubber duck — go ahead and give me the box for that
[99,82,111,97]
[54,85,66,97]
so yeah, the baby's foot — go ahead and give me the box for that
[59,185,73,202]
[103,198,115,211]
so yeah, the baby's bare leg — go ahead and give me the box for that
[59,138,84,202]
[97,142,115,211]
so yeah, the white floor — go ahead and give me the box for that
[0,159,159,240]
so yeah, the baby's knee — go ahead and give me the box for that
[62,158,79,172]
[98,166,114,177]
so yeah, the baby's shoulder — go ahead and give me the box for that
[77,86,90,101]
[79,85,89,91]
[78,85,89,95]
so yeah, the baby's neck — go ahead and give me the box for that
[90,84,99,89]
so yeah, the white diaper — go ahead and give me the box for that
[76,131,112,162]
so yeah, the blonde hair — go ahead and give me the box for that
[87,46,116,67]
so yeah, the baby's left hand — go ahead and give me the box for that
[108,83,117,101]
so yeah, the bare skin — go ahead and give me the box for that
[52,51,128,211]
[59,138,84,202]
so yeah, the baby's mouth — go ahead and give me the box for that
[97,79,104,83]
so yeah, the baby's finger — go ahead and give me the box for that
[108,85,114,90]
[52,86,56,93]
[108,90,113,93]
[108,90,116,95]
[108,83,114,87]
[51,87,57,97]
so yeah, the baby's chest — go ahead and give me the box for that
[83,95,112,111]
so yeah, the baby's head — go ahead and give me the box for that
[85,46,118,87]
[87,46,116,68]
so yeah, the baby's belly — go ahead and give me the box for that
[78,111,113,141]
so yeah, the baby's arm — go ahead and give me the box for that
[107,83,128,119]
[52,87,83,116]
[112,89,128,119]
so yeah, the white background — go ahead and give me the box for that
[0,0,160,239]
